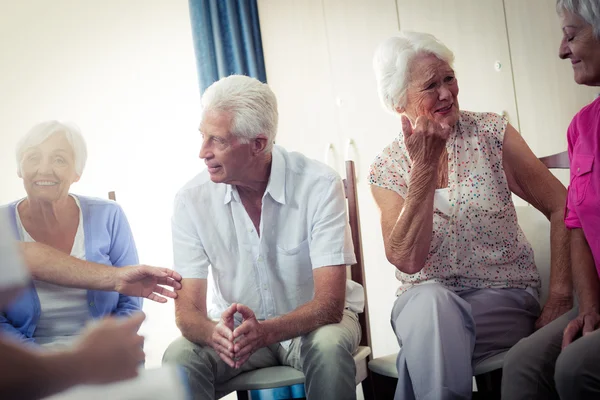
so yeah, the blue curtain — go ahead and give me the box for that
[188,0,267,94]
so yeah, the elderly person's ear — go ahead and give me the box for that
[252,134,269,155]
[395,105,406,114]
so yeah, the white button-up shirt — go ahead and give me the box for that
[172,145,364,321]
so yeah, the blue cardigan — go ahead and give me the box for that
[0,195,142,345]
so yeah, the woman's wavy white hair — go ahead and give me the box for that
[16,121,87,177]
[200,75,278,153]
[557,0,600,38]
[373,31,455,114]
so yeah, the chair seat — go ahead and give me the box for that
[473,351,507,375]
[368,353,398,378]
[368,350,508,379]
[217,345,372,392]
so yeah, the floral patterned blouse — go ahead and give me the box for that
[369,111,540,296]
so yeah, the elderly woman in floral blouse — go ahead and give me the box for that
[369,31,572,399]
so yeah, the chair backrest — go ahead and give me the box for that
[539,151,569,169]
[108,191,116,201]
[342,160,373,352]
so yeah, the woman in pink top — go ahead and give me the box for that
[503,1,600,399]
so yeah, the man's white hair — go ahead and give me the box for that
[16,121,87,177]
[201,75,278,153]
[373,31,455,114]
[557,0,600,38]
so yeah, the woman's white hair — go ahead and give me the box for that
[557,0,600,38]
[16,121,88,177]
[373,31,455,114]
[201,75,278,153]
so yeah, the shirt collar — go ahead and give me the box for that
[265,145,286,205]
[222,145,287,205]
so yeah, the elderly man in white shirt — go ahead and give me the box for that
[162,75,364,400]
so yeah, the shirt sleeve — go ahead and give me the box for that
[368,139,408,198]
[109,205,143,315]
[308,176,356,269]
[0,208,29,309]
[171,192,210,279]
[0,313,35,344]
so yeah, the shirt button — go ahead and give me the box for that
[257,256,263,262]
[89,301,95,307]
[263,284,268,290]
[577,167,580,172]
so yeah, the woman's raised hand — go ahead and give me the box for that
[402,115,450,168]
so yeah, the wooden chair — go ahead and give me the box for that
[367,151,570,399]
[540,151,569,169]
[216,160,375,400]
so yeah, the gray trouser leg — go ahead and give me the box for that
[556,322,600,399]
[501,308,574,400]
[282,310,362,400]
[464,288,540,364]
[162,336,279,400]
[392,284,539,400]
[391,283,476,400]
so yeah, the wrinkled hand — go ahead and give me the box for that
[232,304,266,369]
[562,310,600,349]
[535,294,573,330]
[210,304,237,367]
[402,115,450,167]
[71,312,146,384]
[114,265,182,303]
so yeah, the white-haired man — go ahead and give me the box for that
[162,75,363,400]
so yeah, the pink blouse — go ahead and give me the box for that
[565,96,600,276]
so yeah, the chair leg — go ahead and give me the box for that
[237,390,249,400]
[361,372,376,400]
[474,369,502,400]
[371,372,397,400]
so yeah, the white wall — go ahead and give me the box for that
[0,0,203,367]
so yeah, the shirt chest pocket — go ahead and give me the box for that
[571,154,594,205]
[274,239,313,284]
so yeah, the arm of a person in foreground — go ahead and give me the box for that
[0,337,84,400]
[0,313,145,400]
[562,229,600,347]
[502,123,573,328]
[20,242,181,303]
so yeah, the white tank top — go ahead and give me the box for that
[16,194,90,349]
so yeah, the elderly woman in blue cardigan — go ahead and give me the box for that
[0,121,180,347]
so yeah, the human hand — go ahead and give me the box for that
[114,265,182,303]
[209,304,237,367]
[562,310,600,349]
[402,115,450,168]
[535,293,573,330]
[232,304,266,369]
[71,312,146,384]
